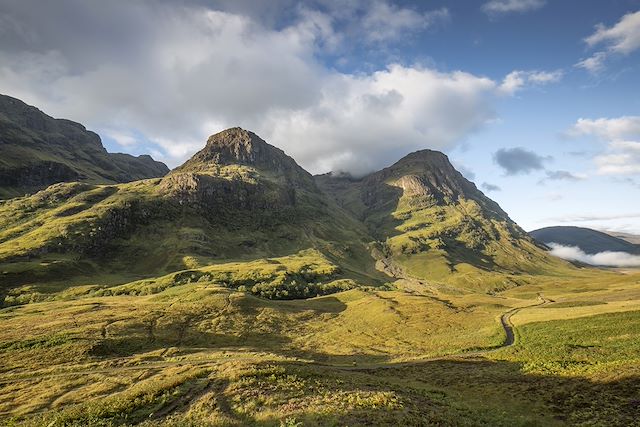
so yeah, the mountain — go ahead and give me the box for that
[0,128,381,292]
[0,127,574,298]
[530,226,640,254]
[0,94,169,199]
[604,230,640,245]
[315,150,569,289]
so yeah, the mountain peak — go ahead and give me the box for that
[172,128,316,190]
[360,148,476,205]
[179,127,277,169]
[205,127,260,149]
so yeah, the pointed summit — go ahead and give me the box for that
[192,127,270,166]
[173,127,314,190]
[363,149,509,220]
[366,149,476,203]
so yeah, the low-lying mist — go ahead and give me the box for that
[548,243,640,267]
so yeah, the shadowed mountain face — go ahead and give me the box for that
[531,226,640,254]
[0,94,168,199]
[161,128,319,217]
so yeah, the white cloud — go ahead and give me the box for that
[498,70,563,95]
[106,130,138,147]
[568,116,640,175]
[575,51,608,73]
[548,243,640,267]
[0,0,541,175]
[569,116,640,141]
[263,65,498,175]
[585,10,640,54]
[576,10,640,72]
[361,3,449,43]
[482,0,546,15]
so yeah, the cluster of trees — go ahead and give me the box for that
[240,279,356,300]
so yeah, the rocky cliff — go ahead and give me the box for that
[0,94,169,198]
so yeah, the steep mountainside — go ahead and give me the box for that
[316,150,571,288]
[0,128,381,293]
[0,94,168,198]
[531,226,640,254]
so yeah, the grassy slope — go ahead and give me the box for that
[0,176,386,296]
[316,156,579,295]
[384,195,576,291]
[1,269,639,425]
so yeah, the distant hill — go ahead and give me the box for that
[530,226,640,254]
[0,94,169,198]
[604,230,640,245]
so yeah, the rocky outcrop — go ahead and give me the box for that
[174,127,316,191]
[361,149,513,220]
[160,128,316,224]
[0,161,81,193]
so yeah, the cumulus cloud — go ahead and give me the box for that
[576,10,640,73]
[482,0,546,15]
[568,116,640,175]
[494,147,549,175]
[481,182,501,192]
[264,65,497,175]
[0,0,550,175]
[548,243,640,267]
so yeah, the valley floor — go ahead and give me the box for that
[1,267,639,426]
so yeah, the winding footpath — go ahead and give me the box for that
[499,294,551,348]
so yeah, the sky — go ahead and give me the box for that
[0,0,639,233]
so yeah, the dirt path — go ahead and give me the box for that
[499,294,550,347]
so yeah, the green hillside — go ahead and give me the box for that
[0,128,385,299]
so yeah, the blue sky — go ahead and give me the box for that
[0,0,639,232]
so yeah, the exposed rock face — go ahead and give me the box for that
[174,127,316,190]
[159,172,297,219]
[0,94,169,198]
[0,161,81,189]
[161,128,316,219]
[361,149,513,221]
